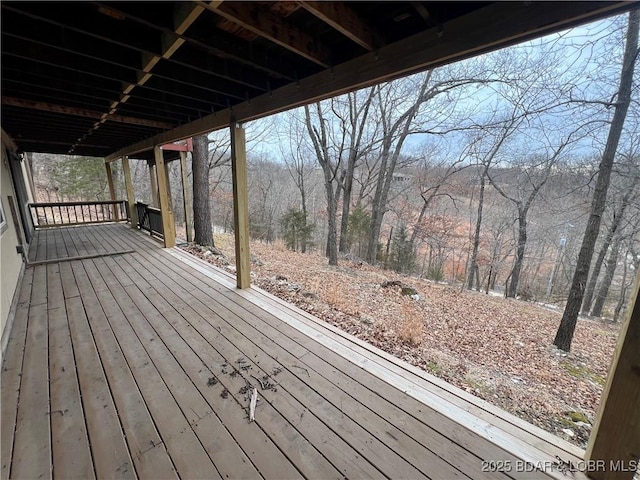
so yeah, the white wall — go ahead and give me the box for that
[0,138,26,358]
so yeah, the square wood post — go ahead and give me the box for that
[148,160,160,207]
[121,156,138,228]
[180,151,194,242]
[231,122,251,289]
[585,272,640,479]
[153,146,176,248]
[105,161,119,220]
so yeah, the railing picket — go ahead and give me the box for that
[28,201,129,229]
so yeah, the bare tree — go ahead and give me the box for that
[554,9,639,352]
[488,129,581,298]
[304,102,342,265]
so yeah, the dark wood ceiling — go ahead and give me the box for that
[1,1,636,160]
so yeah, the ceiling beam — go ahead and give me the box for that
[105,1,632,163]
[70,2,205,154]
[198,1,331,68]
[2,97,174,129]
[298,1,378,51]
[13,139,111,149]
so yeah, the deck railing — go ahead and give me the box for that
[29,200,129,229]
[135,202,164,239]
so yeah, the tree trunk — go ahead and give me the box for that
[300,187,308,254]
[192,134,214,247]
[581,176,638,313]
[339,167,354,254]
[467,172,486,289]
[508,213,527,298]
[554,10,638,351]
[325,185,339,265]
[590,233,623,317]
[367,148,390,264]
[304,104,339,266]
[613,249,629,322]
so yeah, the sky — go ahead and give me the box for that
[242,12,631,165]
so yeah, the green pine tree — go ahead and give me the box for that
[280,208,314,252]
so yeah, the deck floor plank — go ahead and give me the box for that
[81,258,222,480]
[2,224,591,480]
[157,250,539,479]
[69,261,177,479]
[96,255,304,480]
[11,297,51,479]
[47,261,95,479]
[98,251,370,480]
[0,268,33,480]
[97,220,472,480]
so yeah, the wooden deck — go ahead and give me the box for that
[1,223,589,480]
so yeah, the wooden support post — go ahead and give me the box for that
[153,146,176,248]
[105,161,119,220]
[121,156,138,228]
[585,272,640,480]
[180,151,193,242]
[148,161,160,207]
[230,123,251,289]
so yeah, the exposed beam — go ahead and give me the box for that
[107,1,632,161]
[230,122,251,289]
[585,273,640,480]
[72,3,205,154]
[1,97,173,129]
[298,1,378,51]
[199,1,331,68]
[89,2,297,81]
[4,139,111,149]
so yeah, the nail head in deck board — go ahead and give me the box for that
[68,264,178,479]
[10,303,51,480]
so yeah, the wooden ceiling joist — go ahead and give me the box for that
[67,2,205,154]
[1,97,174,129]
[199,1,332,68]
[298,1,378,51]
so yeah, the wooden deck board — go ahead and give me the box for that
[1,224,590,480]
[98,239,467,479]
[68,262,176,479]
[98,251,382,480]
[11,299,51,480]
[0,268,33,480]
